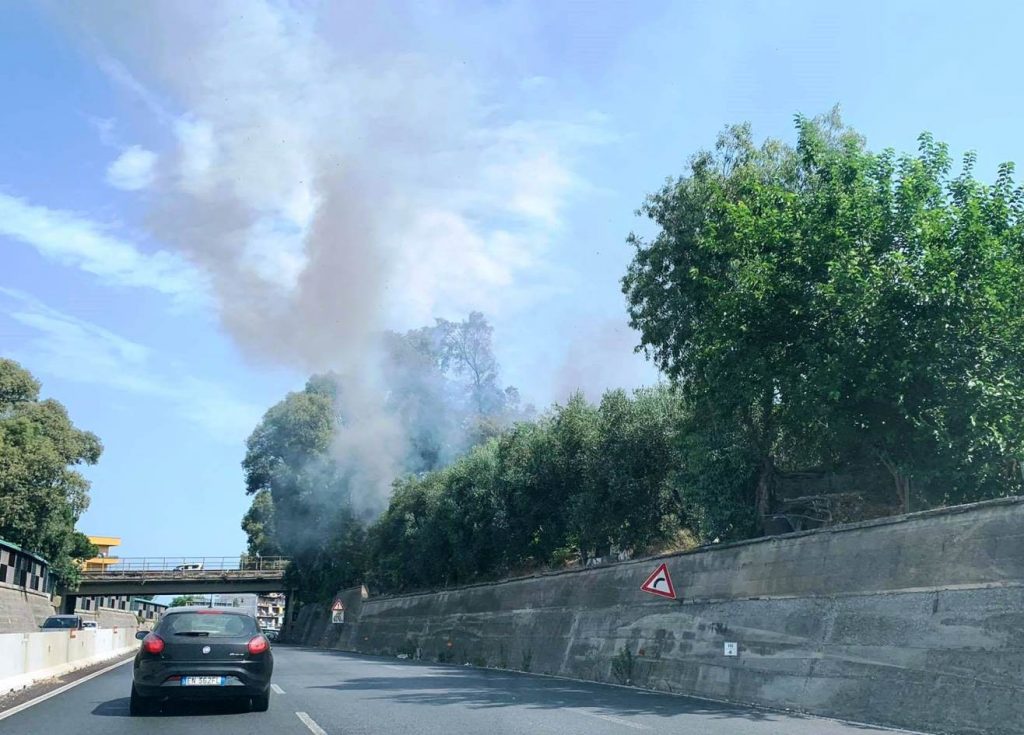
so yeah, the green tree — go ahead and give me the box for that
[170,595,201,607]
[242,313,527,600]
[0,359,102,585]
[365,387,703,592]
[623,110,1024,531]
[435,311,504,415]
[574,386,687,557]
[242,376,363,600]
[241,489,280,557]
[68,532,99,563]
[434,441,505,583]
[366,473,450,591]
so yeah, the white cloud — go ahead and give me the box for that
[106,145,158,190]
[0,288,261,444]
[0,193,206,304]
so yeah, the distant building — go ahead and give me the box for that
[78,594,130,613]
[256,592,286,630]
[81,536,121,572]
[197,593,284,629]
[78,536,166,623]
[210,593,258,616]
[0,537,54,597]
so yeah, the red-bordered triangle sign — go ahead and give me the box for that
[640,562,676,599]
[332,599,345,611]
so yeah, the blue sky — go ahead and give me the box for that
[2,1,1022,559]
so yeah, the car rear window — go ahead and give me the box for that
[42,617,79,629]
[160,612,258,637]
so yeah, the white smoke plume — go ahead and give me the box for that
[65,1,602,513]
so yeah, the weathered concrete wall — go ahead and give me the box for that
[291,497,1024,735]
[77,606,142,631]
[0,584,55,633]
[0,626,138,696]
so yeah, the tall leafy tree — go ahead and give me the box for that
[0,358,102,585]
[241,489,280,557]
[573,387,687,557]
[241,313,526,598]
[623,110,1024,528]
[241,376,358,600]
[436,312,503,415]
[366,386,697,592]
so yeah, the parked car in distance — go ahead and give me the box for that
[173,563,204,571]
[263,629,279,642]
[82,620,99,629]
[40,614,84,630]
[130,607,273,715]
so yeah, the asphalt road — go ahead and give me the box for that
[0,645,920,735]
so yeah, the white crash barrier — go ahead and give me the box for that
[0,627,138,697]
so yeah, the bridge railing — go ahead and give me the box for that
[86,556,290,573]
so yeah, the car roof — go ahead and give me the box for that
[46,614,80,619]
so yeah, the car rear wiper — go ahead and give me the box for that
[174,631,211,636]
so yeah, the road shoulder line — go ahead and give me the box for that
[0,656,133,722]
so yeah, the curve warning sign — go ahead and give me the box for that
[640,562,676,599]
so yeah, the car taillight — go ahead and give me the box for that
[247,635,269,655]
[142,633,164,655]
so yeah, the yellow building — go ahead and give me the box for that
[81,536,121,571]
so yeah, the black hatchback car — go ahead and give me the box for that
[131,607,273,715]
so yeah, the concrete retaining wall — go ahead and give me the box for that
[0,584,55,634]
[290,497,1024,735]
[77,606,143,631]
[0,626,138,696]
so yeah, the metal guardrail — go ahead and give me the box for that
[83,557,290,573]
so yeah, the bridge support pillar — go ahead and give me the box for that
[283,589,297,639]
[61,593,78,614]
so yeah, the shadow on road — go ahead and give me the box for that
[91,696,252,718]
[299,648,820,727]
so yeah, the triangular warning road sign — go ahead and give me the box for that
[332,599,345,611]
[640,562,676,599]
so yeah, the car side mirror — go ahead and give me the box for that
[135,631,148,640]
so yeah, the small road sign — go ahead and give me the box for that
[640,562,676,599]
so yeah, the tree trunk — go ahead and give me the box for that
[754,455,775,534]
[877,453,910,514]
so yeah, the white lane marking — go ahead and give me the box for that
[0,656,133,722]
[569,707,647,730]
[271,683,285,694]
[296,711,328,735]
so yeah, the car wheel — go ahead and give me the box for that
[129,685,155,716]
[251,691,270,712]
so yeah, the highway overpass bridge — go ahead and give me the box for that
[70,557,290,601]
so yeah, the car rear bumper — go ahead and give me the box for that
[133,660,272,699]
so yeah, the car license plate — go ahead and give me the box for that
[181,676,225,686]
